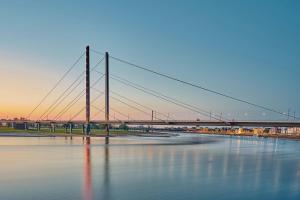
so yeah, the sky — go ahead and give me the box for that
[0,0,299,121]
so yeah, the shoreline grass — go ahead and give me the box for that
[0,127,129,136]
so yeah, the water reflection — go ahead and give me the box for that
[83,137,111,200]
[2,136,299,199]
[83,137,92,200]
[102,144,111,200]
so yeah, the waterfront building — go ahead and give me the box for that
[287,127,300,135]
[281,128,287,134]
[236,128,253,134]
[253,128,264,135]
[269,127,281,134]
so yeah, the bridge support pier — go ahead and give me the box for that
[37,123,40,132]
[69,123,73,134]
[85,124,90,136]
[82,124,85,134]
[50,123,55,133]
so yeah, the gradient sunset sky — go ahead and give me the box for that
[0,0,299,121]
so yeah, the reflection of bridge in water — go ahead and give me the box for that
[83,138,110,200]
[83,138,92,200]
[80,137,300,199]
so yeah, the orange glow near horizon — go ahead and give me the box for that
[0,55,202,121]
[0,56,170,120]
[0,56,59,119]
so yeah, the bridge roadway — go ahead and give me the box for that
[1,120,300,127]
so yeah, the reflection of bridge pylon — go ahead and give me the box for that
[83,137,92,200]
[83,138,111,200]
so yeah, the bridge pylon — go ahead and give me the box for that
[85,46,90,135]
[105,52,110,143]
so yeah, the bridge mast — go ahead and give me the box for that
[105,52,110,143]
[85,46,90,135]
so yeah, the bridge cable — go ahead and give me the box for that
[110,107,132,120]
[110,95,165,122]
[54,75,105,120]
[39,56,105,120]
[90,49,105,56]
[94,69,226,121]
[94,70,210,120]
[111,77,222,122]
[105,53,299,120]
[91,87,164,121]
[69,93,104,121]
[54,90,85,120]
[55,79,104,121]
[27,52,85,119]
[110,90,174,120]
[91,105,105,119]
[108,73,226,122]
[92,107,105,119]
[91,87,132,120]
[91,105,123,123]
[39,76,85,120]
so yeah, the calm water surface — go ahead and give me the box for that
[0,134,299,200]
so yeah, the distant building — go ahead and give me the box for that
[281,128,287,134]
[263,128,271,133]
[269,128,281,134]
[12,123,26,130]
[0,122,8,127]
[253,128,264,135]
[287,127,300,134]
[236,128,252,134]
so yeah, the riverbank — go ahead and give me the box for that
[1,127,300,140]
[0,127,175,137]
[190,131,300,140]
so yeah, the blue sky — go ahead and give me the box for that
[0,0,299,120]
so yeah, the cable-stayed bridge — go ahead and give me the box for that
[3,46,300,137]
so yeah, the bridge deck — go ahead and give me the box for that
[1,120,300,127]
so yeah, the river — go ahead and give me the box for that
[0,134,299,200]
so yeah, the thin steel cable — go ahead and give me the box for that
[39,56,105,120]
[55,81,104,121]
[92,109,104,119]
[110,107,131,120]
[91,105,105,119]
[69,107,85,121]
[39,76,85,120]
[54,90,85,120]
[110,75,225,122]
[27,52,85,119]
[94,69,224,121]
[69,93,104,121]
[91,105,122,123]
[54,75,105,120]
[91,87,159,121]
[90,48,105,56]
[110,95,165,122]
[91,88,130,120]
[110,90,174,120]
[106,53,299,120]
